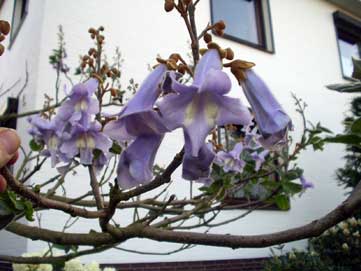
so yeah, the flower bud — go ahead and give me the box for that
[214,29,224,36]
[169,53,180,61]
[164,0,175,12]
[99,26,104,31]
[82,55,90,61]
[0,34,5,42]
[0,44,4,56]
[0,21,11,35]
[88,27,96,34]
[225,48,234,60]
[177,64,187,74]
[214,20,226,30]
[166,59,178,70]
[110,88,118,97]
[199,48,207,55]
[203,33,212,43]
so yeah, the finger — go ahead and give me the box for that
[0,128,21,168]
[0,175,7,193]
[7,150,19,166]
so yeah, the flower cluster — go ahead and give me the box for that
[29,48,293,189]
[28,78,112,170]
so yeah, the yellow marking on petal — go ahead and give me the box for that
[204,98,218,126]
[48,136,58,150]
[184,95,199,126]
[86,135,96,149]
[76,137,86,149]
[75,99,88,112]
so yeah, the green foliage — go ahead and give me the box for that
[29,139,44,152]
[0,190,34,221]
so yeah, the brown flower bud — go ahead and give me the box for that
[88,27,96,34]
[214,29,224,36]
[106,71,112,77]
[225,48,234,60]
[110,88,118,97]
[0,34,5,42]
[0,44,4,56]
[82,55,90,61]
[88,58,94,65]
[164,0,175,12]
[169,53,180,62]
[0,21,11,35]
[207,42,221,51]
[203,33,212,44]
[214,20,226,30]
[219,49,227,59]
[91,33,95,39]
[223,59,255,84]
[166,59,178,70]
[111,67,120,76]
[177,64,187,74]
[199,48,208,55]
[99,26,104,31]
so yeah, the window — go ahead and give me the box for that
[333,11,361,79]
[210,0,274,52]
[0,98,19,129]
[10,0,28,43]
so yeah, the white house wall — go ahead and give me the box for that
[0,0,46,256]
[0,0,356,263]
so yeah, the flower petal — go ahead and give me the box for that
[182,143,215,180]
[121,64,167,118]
[116,135,163,189]
[214,95,252,127]
[199,69,231,95]
[242,70,292,145]
[193,49,222,87]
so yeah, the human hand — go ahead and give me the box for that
[0,128,20,192]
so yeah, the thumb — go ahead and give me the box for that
[0,128,20,168]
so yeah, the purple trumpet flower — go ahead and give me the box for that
[60,121,112,165]
[104,64,170,188]
[183,143,215,181]
[241,70,292,148]
[57,78,99,126]
[214,142,245,173]
[116,135,163,189]
[251,149,269,171]
[104,64,169,142]
[158,49,252,158]
[300,175,314,189]
[28,115,66,167]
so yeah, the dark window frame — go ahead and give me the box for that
[210,0,275,54]
[9,0,28,48]
[333,11,361,80]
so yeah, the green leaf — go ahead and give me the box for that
[351,118,361,134]
[324,134,361,146]
[352,57,361,80]
[282,182,303,194]
[110,142,122,154]
[274,195,290,210]
[23,200,34,221]
[326,82,361,93]
[29,139,44,152]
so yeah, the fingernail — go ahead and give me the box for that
[0,129,20,155]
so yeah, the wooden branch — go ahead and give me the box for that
[1,167,106,219]
[88,165,104,210]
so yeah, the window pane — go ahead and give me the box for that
[339,38,360,78]
[212,0,260,44]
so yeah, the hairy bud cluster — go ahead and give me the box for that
[0,20,11,56]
